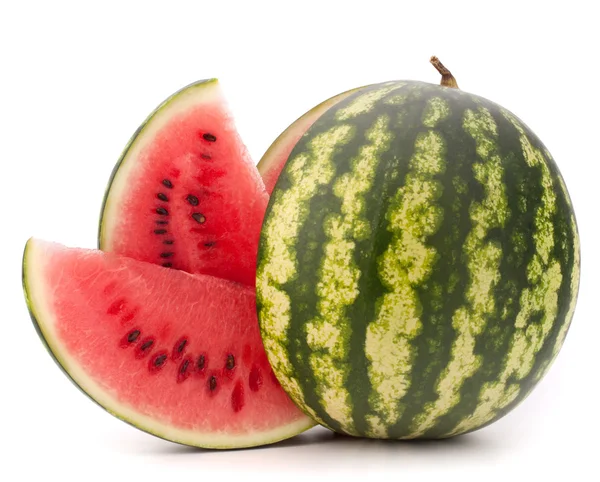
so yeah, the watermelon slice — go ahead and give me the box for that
[23,238,314,449]
[99,79,268,286]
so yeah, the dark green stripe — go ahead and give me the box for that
[518,136,576,380]
[344,125,393,435]
[347,158,396,435]
[286,82,430,433]
[282,86,374,434]
[426,98,549,436]
[347,86,430,435]
[479,138,578,433]
[377,86,471,436]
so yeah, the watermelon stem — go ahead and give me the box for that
[430,56,459,89]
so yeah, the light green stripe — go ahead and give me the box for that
[306,115,393,435]
[365,121,447,437]
[336,83,406,120]
[533,204,580,385]
[448,111,562,436]
[548,210,579,360]
[256,124,355,425]
[423,97,451,128]
[408,106,509,438]
[548,174,580,362]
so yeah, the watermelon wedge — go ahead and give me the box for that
[23,238,314,449]
[99,79,268,286]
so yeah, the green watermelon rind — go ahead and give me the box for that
[22,238,315,449]
[256,80,581,439]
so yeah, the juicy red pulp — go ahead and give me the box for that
[31,242,301,434]
[118,322,274,414]
[103,98,268,286]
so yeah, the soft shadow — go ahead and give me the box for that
[115,424,336,455]
[118,424,503,465]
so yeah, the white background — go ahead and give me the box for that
[1,1,598,480]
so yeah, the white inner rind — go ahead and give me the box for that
[24,238,314,449]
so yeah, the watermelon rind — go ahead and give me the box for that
[23,238,315,449]
[256,79,581,439]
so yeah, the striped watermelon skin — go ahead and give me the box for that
[256,80,580,439]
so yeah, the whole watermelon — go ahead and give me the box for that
[256,64,580,439]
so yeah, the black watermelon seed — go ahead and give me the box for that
[154,229,167,234]
[162,262,173,268]
[186,194,199,206]
[162,179,173,189]
[127,330,141,343]
[163,240,174,245]
[192,213,206,224]
[204,241,216,247]
[157,193,169,202]
[180,359,190,374]
[160,252,174,258]
[197,355,206,370]
[209,376,217,391]
[201,154,211,160]
[156,207,169,216]
[226,354,235,370]
[141,340,154,351]
[154,354,167,367]
[177,339,188,353]
[203,133,217,142]
[156,220,168,225]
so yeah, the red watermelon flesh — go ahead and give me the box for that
[23,239,313,448]
[99,79,268,286]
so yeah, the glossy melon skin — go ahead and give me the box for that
[256,80,580,439]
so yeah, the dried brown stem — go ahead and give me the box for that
[430,56,459,89]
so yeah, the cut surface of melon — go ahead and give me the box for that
[23,238,313,449]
